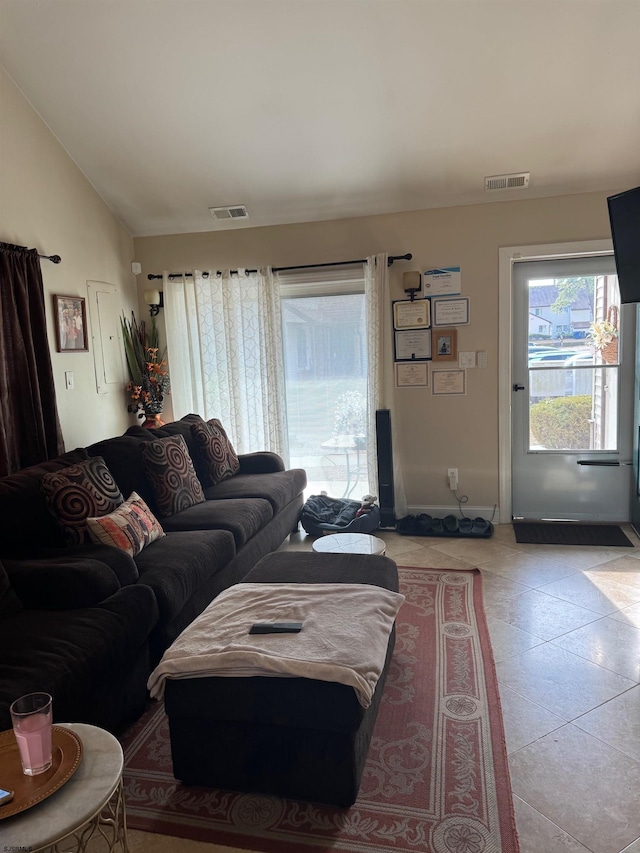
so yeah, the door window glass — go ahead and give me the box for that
[527,273,620,452]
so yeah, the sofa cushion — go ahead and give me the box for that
[3,555,121,610]
[203,468,307,514]
[160,498,273,547]
[133,529,236,625]
[0,448,90,552]
[191,419,240,486]
[0,561,22,618]
[87,492,165,557]
[41,456,124,546]
[142,435,205,518]
[0,584,159,731]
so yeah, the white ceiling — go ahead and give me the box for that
[2,0,640,238]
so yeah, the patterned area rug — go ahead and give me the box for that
[120,567,519,852]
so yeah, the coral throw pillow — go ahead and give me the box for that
[86,492,165,556]
[191,419,240,486]
[141,434,205,517]
[42,456,124,546]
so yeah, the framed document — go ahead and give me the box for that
[423,266,461,296]
[431,369,466,396]
[395,362,429,387]
[432,296,470,326]
[394,329,431,361]
[393,299,430,330]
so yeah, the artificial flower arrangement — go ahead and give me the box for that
[120,312,170,420]
[588,318,618,351]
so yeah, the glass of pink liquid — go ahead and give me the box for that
[10,692,53,775]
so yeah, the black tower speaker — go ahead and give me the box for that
[376,409,395,527]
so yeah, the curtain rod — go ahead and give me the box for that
[146,253,412,280]
[39,253,62,263]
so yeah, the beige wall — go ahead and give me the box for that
[134,193,616,511]
[0,67,139,450]
[1,64,618,505]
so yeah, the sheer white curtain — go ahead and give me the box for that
[365,254,408,517]
[164,269,288,459]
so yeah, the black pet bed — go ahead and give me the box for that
[396,514,493,538]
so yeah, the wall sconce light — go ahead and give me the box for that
[144,289,164,317]
[403,271,422,301]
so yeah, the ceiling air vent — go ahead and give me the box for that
[209,205,249,220]
[484,172,530,192]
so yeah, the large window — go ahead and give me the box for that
[280,271,369,499]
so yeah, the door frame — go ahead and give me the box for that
[497,239,614,524]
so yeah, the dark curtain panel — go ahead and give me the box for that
[0,242,64,477]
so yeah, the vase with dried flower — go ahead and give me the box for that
[588,306,619,365]
[120,312,170,427]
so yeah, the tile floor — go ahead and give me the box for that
[124,524,640,853]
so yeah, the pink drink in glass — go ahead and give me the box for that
[10,692,53,775]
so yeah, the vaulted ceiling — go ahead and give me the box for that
[1,0,639,237]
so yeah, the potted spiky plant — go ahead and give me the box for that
[120,312,170,427]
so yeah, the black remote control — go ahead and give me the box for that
[249,622,303,634]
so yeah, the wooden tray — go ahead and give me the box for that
[0,726,83,819]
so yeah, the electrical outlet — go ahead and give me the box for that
[447,468,458,491]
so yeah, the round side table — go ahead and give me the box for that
[0,722,128,853]
[312,531,386,556]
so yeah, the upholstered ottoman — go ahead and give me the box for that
[162,550,400,807]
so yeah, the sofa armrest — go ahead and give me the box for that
[3,556,122,610]
[238,452,285,474]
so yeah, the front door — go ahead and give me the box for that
[511,256,634,521]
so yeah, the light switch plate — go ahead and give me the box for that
[458,351,476,368]
[65,370,74,389]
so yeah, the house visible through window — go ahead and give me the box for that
[279,269,369,500]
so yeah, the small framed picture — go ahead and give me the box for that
[54,295,89,352]
[432,328,458,362]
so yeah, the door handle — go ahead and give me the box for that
[577,460,633,466]
[513,384,525,392]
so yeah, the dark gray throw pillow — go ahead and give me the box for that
[41,456,124,546]
[141,434,205,518]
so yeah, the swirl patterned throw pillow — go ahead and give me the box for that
[86,492,165,556]
[141,434,205,518]
[42,456,124,546]
[191,418,240,486]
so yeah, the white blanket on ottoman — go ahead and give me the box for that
[148,582,405,708]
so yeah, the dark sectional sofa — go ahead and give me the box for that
[0,414,306,732]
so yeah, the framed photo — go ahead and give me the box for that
[394,329,431,361]
[432,328,458,362]
[54,295,88,352]
[432,296,470,326]
[393,298,430,330]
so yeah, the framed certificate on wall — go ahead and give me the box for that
[393,299,430,330]
[432,297,470,326]
[394,329,431,361]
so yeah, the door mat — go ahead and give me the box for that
[513,522,634,547]
[119,568,519,853]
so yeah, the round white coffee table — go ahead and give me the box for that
[312,531,386,556]
[0,722,128,852]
